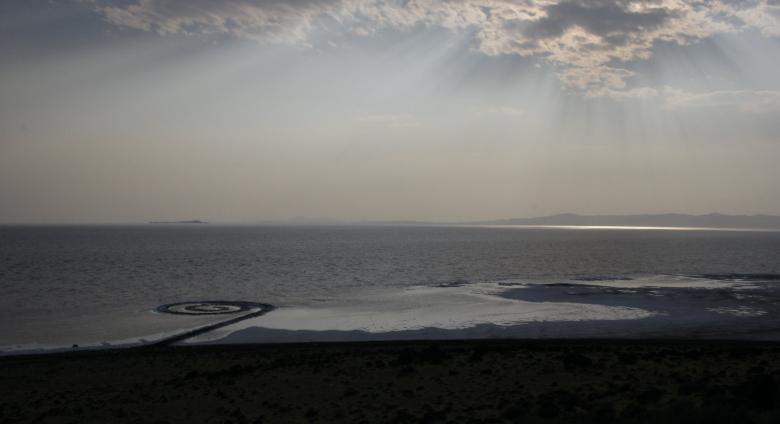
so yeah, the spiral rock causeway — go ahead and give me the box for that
[157,301,268,316]
[150,301,274,346]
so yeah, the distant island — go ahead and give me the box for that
[148,220,207,224]
[464,213,780,229]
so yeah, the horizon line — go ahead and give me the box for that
[3,211,780,227]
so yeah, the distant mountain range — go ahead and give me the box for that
[149,220,207,224]
[464,213,780,229]
[168,214,780,229]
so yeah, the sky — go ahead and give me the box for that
[1,0,779,223]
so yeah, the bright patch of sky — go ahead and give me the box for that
[1,0,779,222]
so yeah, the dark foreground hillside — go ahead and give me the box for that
[2,340,780,423]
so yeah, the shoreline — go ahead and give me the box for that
[5,272,780,358]
[7,321,780,358]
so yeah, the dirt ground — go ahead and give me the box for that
[2,340,780,423]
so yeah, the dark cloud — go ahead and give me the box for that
[524,0,673,40]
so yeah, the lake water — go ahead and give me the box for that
[1,225,780,352]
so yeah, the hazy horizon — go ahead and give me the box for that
[2,1,780,223]
[5,211,780,226]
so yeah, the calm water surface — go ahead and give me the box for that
[1,225,779,349]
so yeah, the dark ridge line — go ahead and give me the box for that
[8,338,780,362]
[148,220,207,224]
[146,304,275,348]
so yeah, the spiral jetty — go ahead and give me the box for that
[150,301,275,347]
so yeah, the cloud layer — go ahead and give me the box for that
[90,0,780,95]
